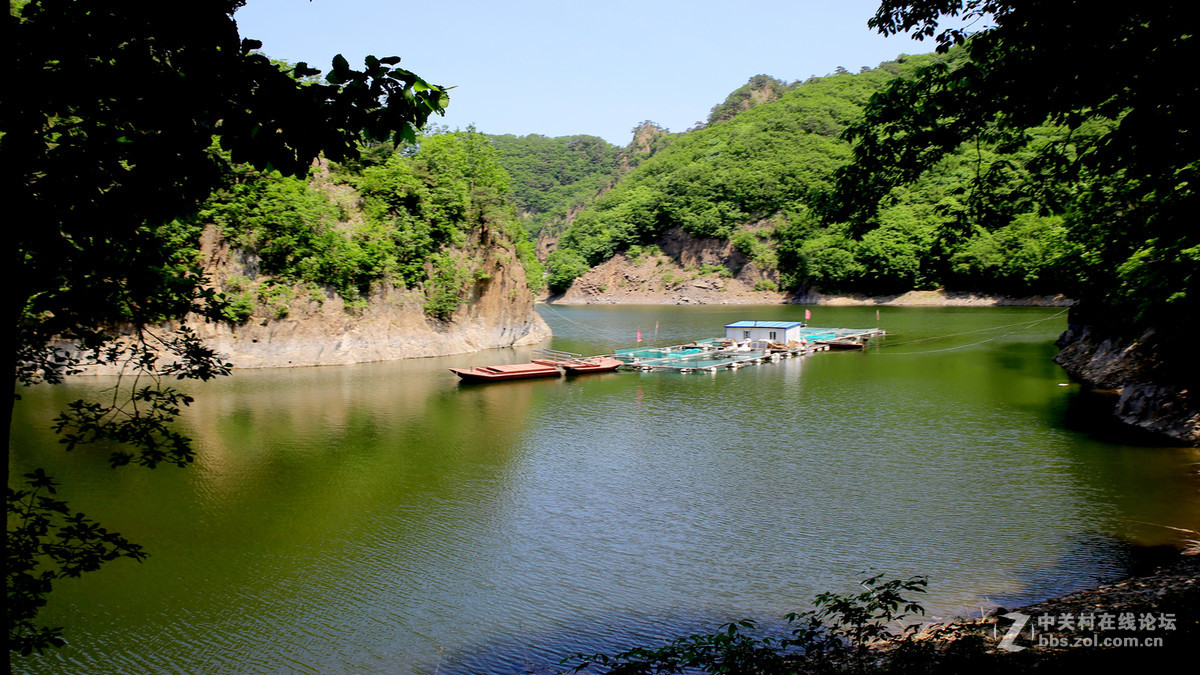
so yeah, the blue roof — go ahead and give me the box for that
[725,320,804,329]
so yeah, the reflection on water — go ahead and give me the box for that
[10,305,1200,674]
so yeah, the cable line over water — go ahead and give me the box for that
[875,308,1070,355]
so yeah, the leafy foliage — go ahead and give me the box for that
[563,573,928,674]
[7,470,147,656]
[202,162,381,305]
[197,128,543,318]
[540,18,1189,311]
[423,252,473,321]
[6,0,447,654]
[7,0,450,371]
[487,133,622,237]
[793,573,929,669]
[840,1,1200,341]
[544,56,957,292]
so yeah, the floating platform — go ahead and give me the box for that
[611,327,885,373]
[451,328,886,380]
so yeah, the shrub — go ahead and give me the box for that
[220,291,256,323]
[424,253,470,320]
[563,573,928,674]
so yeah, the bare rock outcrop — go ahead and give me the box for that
[1055,323,1199,444]
[554,226,785,305]
[169,226,550,369]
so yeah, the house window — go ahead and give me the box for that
[769,331,777,340]
[743,331,751,340]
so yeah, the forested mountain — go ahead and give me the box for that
[486,133,622,237]
[484,123,678,246]
[535,50,1086,300]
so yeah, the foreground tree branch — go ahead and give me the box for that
[5,0,448,653]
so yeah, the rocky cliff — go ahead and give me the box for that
[552,226,1073,308]
[1055,322,1199,444]
[169,225,550,369]
[554,226,785,305]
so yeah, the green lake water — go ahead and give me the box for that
[10,304,1200,673]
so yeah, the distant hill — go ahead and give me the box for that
[486,133,620,237]
[538,50,1074,301]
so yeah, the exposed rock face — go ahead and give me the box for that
[552,227,1073,308]
[171,226,550,369]
[619,121,671,172]
[706,74,790,125]
[554,226,784,305]
[1055,323,1199,445]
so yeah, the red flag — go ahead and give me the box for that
[637,328,642,343]
[805,309,812,321]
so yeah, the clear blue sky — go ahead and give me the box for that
[235,0,936,146]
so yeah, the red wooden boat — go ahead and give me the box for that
[558,356,623,374]
[449,362,562,382]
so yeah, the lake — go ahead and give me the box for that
[10,304,1200,673]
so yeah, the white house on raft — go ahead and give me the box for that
[724,320,806,344]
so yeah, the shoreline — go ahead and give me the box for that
[544,288,1075,308]
[874,552,1199,668]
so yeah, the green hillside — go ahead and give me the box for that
[190,129,544,321]
[486,133,622,237]
[540,50,1076,298]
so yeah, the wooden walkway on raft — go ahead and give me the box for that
[610,328,886,373]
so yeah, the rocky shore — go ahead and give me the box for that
[68,225,552,374]
[858,553,1200,672]
[545,231,1074,308]
[549,285,1074,307]
[1054,322,1200,445]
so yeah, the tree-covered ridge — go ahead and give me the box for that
[706,74,796,125]
[541,48,1093,300]
[543,53,953,293]
[486,133,622,236]
[789,113,1088,296]
[197,129,544,322]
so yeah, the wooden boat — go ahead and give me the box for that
[528,349,624,376]
[449,362,562,382]
[815,339,865,351]
[559,356,623,374]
